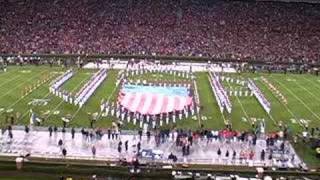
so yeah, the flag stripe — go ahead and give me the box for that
[150,94,164,115]
[139,93,154,114]
[147,94,159,115]
[120,92,192,115]
[128,93,143,112]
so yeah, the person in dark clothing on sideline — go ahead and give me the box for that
[115,131,118,140]
[92,146,96,157]
[233,150,236,159]
[111,132,115,140]
[182,145,186,156]
[8,131,13,139]
[261,149,265,161]
[188,136,193,146]
[107,129,111,139]
[186,145,190,156]
[137,142,141,154]
[53,126,58,133]
[48,126,53,137]
[125,140,128,151]
[217,148,221,156]
[62,148,67,157]
[146,131,151,142]
[138,130,142,140]
[71,127,75,139]
[118,145,122,153]
[25,125,29,133]
[58,139,63,146]
[280,142,285,152]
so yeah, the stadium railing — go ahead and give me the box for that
[1,53,319,67]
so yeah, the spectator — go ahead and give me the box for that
[0,0,319,64]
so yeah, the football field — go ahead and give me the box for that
[0,65,319,134]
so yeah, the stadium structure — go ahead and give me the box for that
[0,0,319,180]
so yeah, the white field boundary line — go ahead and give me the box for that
[8,80,48,109]
[0,67,19,77]
[0,70,48,100]
[226,80,252,125]
[207,74,227,125]
[293,80,320,103]
[45,74,92,120]
[267,112,277,127]
[0,75,23,90]
[19,89,54,121]
[272,78,320,121]
[0,69,24,89]
[259,79,304,128]
[301,75,320,90]
[7,72,58,109]
[69,107,82,122]
[106,73,120,102]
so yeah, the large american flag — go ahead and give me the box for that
[118,92,193,115]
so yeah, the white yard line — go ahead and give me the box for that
[8,72,58,109]
[0,73,23,89]
[226,81,250,121]
[106,81,120,102]
[0,75,23,89]
[301,75,320,90]
[259,79,304,128]
[0,70,47,100]
[70,107,82,121]
[272,78,320,121]
[8,82,48,109]
[293,80,320,103]
[19,90,53,120]
[266,112,277,126]
[18,74,61,120]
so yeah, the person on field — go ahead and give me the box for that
[92,145,96,157]
[24,125,29,134]
[71,127,75,139]
[48,126,53,137]
[125,140,128,152]
[62,148,67,157]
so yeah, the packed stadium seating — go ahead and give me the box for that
[0,0,319,63]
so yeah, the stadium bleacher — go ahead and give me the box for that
[0,0,319,64]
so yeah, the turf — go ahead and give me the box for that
[0,65,319,166]
[0,66,319,132]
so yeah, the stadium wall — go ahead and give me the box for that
[0,157,319,179]
[1,53,319,67]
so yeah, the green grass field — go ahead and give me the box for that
[0,65,319,133]
[0,65,319,166]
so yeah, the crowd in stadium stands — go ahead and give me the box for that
[0,0,319,63]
